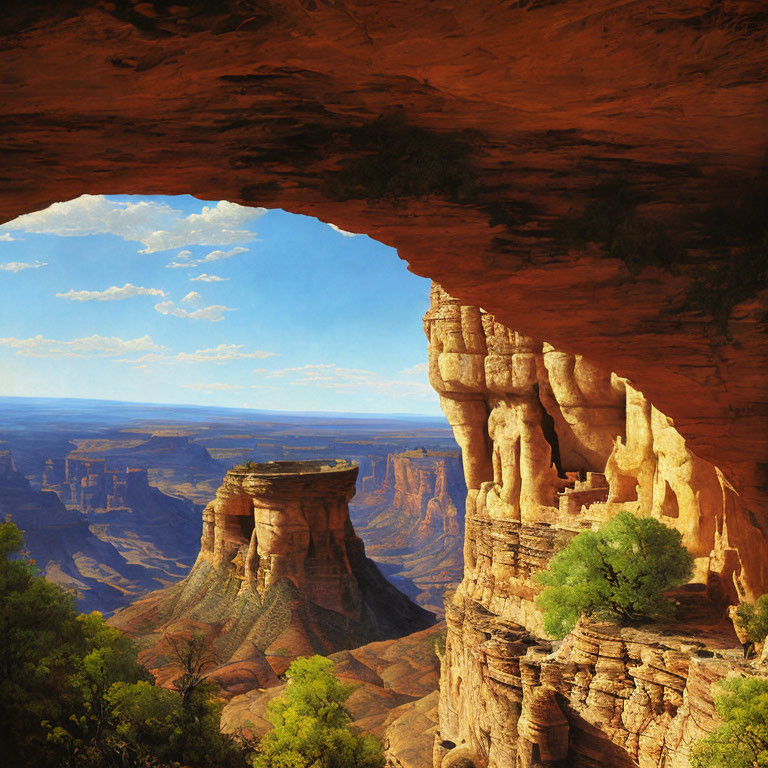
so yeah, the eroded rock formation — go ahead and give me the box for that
[425,285,763,768]
[352,449,466,613]
[0,0,765,527]
[222,622,445,768]
[111,460,434,684]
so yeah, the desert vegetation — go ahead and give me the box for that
[535,510,694,639]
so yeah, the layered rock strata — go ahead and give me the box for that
[111,460,434,681]
[222,622,445,768]
[352,449,466,613]
[425,285,763,768]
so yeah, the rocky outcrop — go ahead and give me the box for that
[111,460,434,685]
[352,450,466,614]
[1,0,765,528]
[425,286,763,767]
[436,606,745,768]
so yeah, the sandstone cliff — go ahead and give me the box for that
[425,286,763,768]
[352,449,466,614]
[111,460,434,688]
[1,0,765,528]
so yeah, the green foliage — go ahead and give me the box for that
[323,113,477,205]
[253,655,385,768]
[690,677,768,768]
[535,511,694,639]
[736,595,768,645]
[0,520,249,768]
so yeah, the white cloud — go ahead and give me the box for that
[253,363,433,399]
[327,223,360,237]
[56,283,166,302]
[0,232,19,242]
[154,299,233,322]
[165,261,197,269]
[0,334,166,358]
[181,291,202,306]
[182,382,250,392]
[0,260,47,272]
[202,246,248,262]
[175,250,192,259]
[120,343,276,366]
[400,362,428,376]
[0,195,266,254]
[190,273,228,282]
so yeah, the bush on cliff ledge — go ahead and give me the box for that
[735,594,768,646]
[535,510,694,639]
[690,677,768,768]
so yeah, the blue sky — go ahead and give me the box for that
[0,195,439,415]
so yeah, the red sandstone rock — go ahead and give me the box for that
[0,0,764,519]
[110,460,434,681]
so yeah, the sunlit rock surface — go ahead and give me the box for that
[110,460,434,688]
[222,623,445,768]
[0,0,765,525]
[351,449,466,614]
[426,285,764,768]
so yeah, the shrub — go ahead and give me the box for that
[736,595,768,646]
[535,511,694,639]
[253,655,385,768]
[690,677,768,768]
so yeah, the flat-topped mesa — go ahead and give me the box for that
[112,459,433,684]
[200,459,362,619]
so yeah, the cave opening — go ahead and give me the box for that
[0,192,466,620]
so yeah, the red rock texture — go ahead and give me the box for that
[110,461,434,688]
[0,1,765,521]
[352,450,466,613]
[221,622,445,768]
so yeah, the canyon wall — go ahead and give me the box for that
[425,285,763,768]
[0,450,189,613]
[111,460,434,686]
[352,450,466,613]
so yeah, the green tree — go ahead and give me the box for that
[0,518,85,764]
[690,677,768,768]
[253,655,385,768]
[535,511,694,639]
[736,595,768,646]
[0,519,249,767]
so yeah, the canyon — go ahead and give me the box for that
[0,448,198,612]
[426,284,761,768]
[111,459,434,691]
[351,449,466,614]
[0,4,766,768]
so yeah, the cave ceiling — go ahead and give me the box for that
[1,0,766,506]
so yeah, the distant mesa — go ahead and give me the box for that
[43,456,150,512]
[0,449,197,614]
[111,459,434,691]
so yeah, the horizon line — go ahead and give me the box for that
[0,393,447,421]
